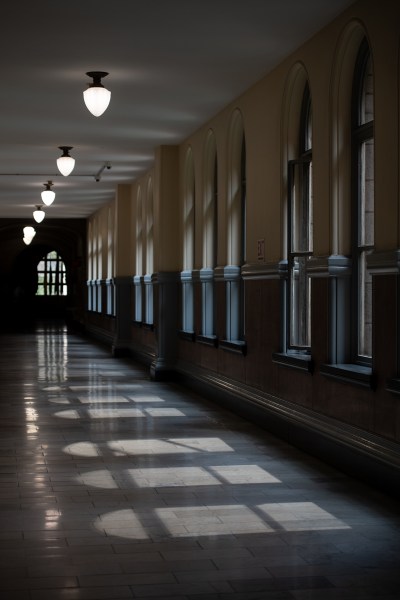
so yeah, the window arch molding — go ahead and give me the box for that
[320,23,375,387]
[330,19,369,255]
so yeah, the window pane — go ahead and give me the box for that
[358,250,373,358]
[360,53,373,125]
[352,41,374,364]
[287,85,313,352]
[290,161,313,253]
[359,139,374,247]
[290,256,311,348]
[304,104,312,152]
[36,251,68,297]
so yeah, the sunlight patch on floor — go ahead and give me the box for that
[93,501,351,540]
[64,437,235,457]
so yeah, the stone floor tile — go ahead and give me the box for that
[0,323,399,600]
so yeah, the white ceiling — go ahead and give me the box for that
[0,0,354,220]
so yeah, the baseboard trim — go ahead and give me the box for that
[175,361,400,497]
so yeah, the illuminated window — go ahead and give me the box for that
[319,33,374,388]
[352,38,374,363]
[287,83,313,351]
[36,250,67,296]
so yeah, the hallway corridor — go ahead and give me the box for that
[0,324,399,600]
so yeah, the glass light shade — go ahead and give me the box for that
[23,226,36,243]
[33,207,45,223]
[57,155,75,176]
[83,86,111,117]
[41,189,55,206]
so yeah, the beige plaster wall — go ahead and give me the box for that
[89,0,400,274]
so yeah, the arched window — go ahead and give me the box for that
[319,26,374,388]
[352,38,374,363]
[36,251,67,296]
[273,64,313,372]
[287,82,313,351]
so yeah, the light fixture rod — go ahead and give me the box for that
[59,146,73,156]
[95,162,112,182]
[86,71,109,87]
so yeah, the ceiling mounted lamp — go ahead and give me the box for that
[33,205,45,223]
[23,226,36,245]
[57,146,75,176]
[41,180,55,206]
[83,71,111,117]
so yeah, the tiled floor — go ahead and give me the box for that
[0,322,399,600]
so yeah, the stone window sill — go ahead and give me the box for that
[197,335,218,347]
[320,363,374,389]
[178,330,195,342]
[220,339,247,355]
[272,352,313,373]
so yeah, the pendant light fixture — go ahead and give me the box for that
[83,71,111,117]
[23,226,36,245]
[41,181,55,206]
[57,146,75,176]
[33,205,45,223]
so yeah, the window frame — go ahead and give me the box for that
[351,38,374,366]
[286,84,313,353]
[319,35,375,389]
[36,250,67,297]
